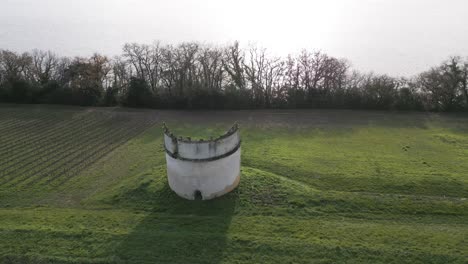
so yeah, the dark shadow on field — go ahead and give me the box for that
[116,180,237,264]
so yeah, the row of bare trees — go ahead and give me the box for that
[1,41,467,111]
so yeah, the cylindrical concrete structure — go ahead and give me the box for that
[163,124,241,200]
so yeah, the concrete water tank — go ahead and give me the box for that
[163,123,241,200]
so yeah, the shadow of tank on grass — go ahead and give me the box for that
[114,170,237,264]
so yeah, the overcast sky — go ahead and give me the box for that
[1,0,467,76]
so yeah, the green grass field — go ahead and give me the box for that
[0,104,467,263]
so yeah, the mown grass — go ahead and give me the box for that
[0,105,467,263]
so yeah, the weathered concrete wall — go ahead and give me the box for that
[165,148,241,200]
[163,124,241,200]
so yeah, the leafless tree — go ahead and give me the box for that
[111,56,131,95]
[223,41,246,91]
[0,50,31,80]
[244,45,283,107]
[198,46,224,93]
[28,50,59,84]
[418,56,466,110]
[298,50,328,96]
[123,42,162,93]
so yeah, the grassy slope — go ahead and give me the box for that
[0,106,467,263]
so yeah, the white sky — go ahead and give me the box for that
[1,0,467,76]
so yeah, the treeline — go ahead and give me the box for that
[0,41,467,111]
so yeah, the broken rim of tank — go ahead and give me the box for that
[162,122,239,143]
[162,122,241,162]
